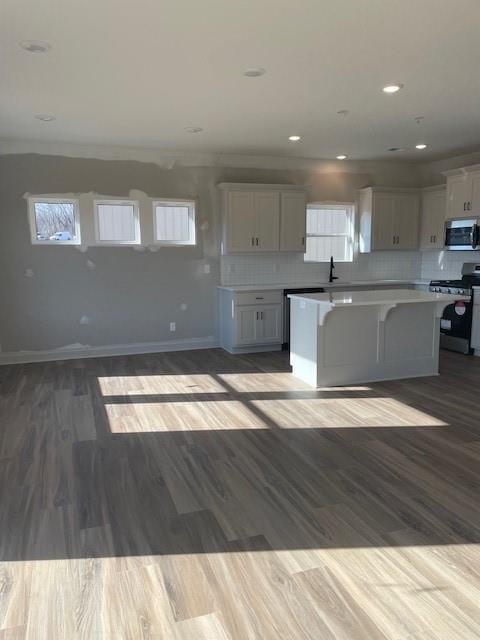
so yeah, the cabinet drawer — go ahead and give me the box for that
[235,290,283,306]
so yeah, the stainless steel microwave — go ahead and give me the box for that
[445,219,480,250]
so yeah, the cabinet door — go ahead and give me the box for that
[372,194,395,250]
[254,192,280,251]
[470,172,480,216]
[279,193,306,252]
[420,190,446,250]
[259,305,282,342]
[471,304,480,350]
[394,195,419,250]
[227,191,257,252]
[447,175,472,218]
[234,306,258,345]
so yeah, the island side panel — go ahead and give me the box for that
[383,302,440,377]
[289,298,318,387]
[315,302,442,386]
[317,306,381,386]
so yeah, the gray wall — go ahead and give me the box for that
[0,153,422,354]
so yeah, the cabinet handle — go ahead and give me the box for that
[256,311,259,320]
[251,236,254,246]
[256,237,259,246]
[255,296,264,300]
[301,236,305,245]
[468,202,472,211]
[433,235,436,243]
[393,235,396,245]
[261,311,264,320]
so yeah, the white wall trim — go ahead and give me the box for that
[0,336,219,366]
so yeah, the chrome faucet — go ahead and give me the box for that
[329,256,338,283]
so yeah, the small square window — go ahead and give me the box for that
[153,200,196,245]
[304,203,355,262]
[94,200,140,245]
[29,198,81,244]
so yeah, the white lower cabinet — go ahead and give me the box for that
[219,289,283,353]
[258,305,282,342]
[471,299,480,354]
[234,305,282,345]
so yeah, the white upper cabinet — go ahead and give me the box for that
[226,191,257,252]
[419,186,446,250]
[255,191,280,251]
[280,193,306,252]
[444,165,480,218]
[219,183,306,254]
[359,187,419,252]
[394,194,420,249]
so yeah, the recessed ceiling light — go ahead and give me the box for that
[243,67,266,77]
[336,155,347,160]
[415,143,427,150]
[184,126,203,133]
[288,135,301,142]
[382,84,403,94]
[34,114,56,122]
[20,40,51,53]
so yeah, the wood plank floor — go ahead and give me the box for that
[1,348,480,639]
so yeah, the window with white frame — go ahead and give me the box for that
[304,203,355,262]
[153,200,196,245]
[28,197,81,244]
[94,200,140,245]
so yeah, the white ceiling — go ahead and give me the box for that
[2,0,480,161]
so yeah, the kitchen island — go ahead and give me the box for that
[288,289,469,387]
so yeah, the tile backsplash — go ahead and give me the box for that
[221,251,422,286]
[420,250,480,280]
[221,250,480,287]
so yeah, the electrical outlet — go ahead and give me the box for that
[170,322,176,332]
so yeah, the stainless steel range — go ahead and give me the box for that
[429,263,480,354]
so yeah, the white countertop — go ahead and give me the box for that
[218,279,430,292]
[288,289,469,307]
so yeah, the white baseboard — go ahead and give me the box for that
[0,336,219,366]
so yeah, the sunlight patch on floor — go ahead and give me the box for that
[97,374,228,396]
[104,400,271,432]
[248,397,448,428]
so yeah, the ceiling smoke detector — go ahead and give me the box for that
[243,67,266,77]
[20,40,51,53]
[184,126,203,133]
